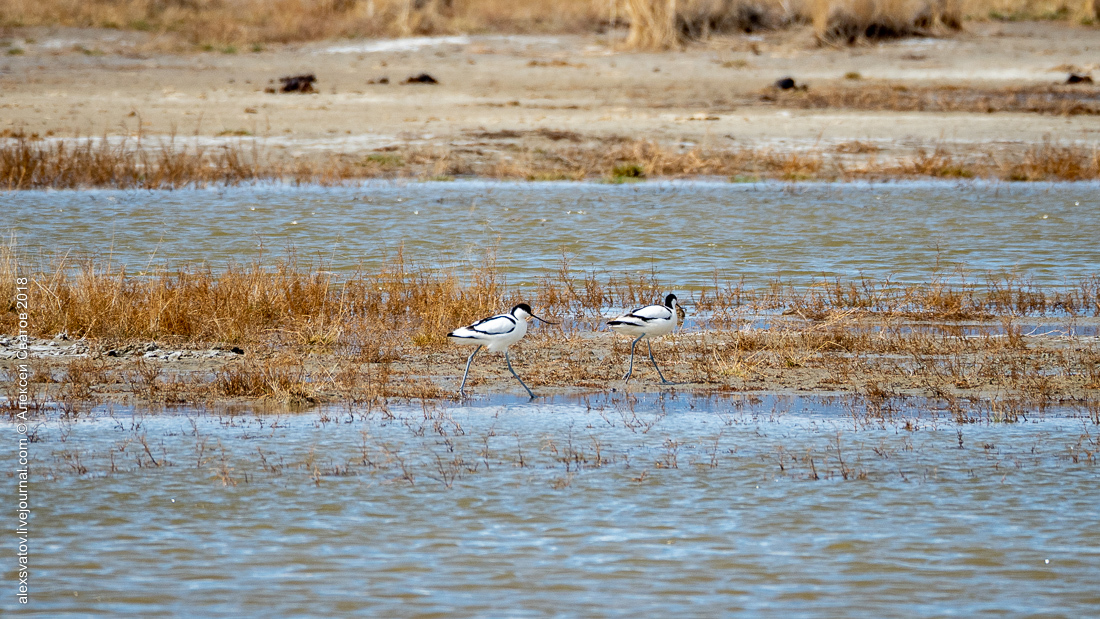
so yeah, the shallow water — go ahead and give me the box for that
[8,181,1100,615]
[9,396,1100,616]
[8,181,1100,288]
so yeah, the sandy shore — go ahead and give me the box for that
[4,21,1100,161]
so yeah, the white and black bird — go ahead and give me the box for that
[607,293,682,383]
[448,303,555,399]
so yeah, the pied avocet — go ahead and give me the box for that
[607,293,682,383]
[448,303,555,399]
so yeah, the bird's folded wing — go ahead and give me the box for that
[627,305,672,322]
[466,314,517,335]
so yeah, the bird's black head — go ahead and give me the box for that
[664,293,678,308]
[514,303,558,325]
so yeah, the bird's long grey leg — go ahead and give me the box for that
[623,334,644,381]
[505,351,536,399]
[647,340,671,384]
[459,346,481,397]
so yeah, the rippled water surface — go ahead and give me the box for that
[8,182,1100,616]
[9,397,1100,617]
[8,181,1100,286]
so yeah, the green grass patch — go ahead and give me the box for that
[364,153,404,167]
[607,162,645,183]
[527,171,578,181]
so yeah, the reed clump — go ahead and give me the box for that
[1,243,528,355]
[0,135,364,190]
[624,0,802,49]
[213,354,317,402]
[1003,142,1100,181]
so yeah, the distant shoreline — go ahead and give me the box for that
[5,134,1100,190]
[3,24,1100,188]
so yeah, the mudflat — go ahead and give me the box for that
[3,21,1099,163]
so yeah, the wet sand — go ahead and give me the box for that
[6,318,1098,407]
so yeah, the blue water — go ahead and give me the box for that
[7,396,1100,617]
[7,181,1100,616]
[7,181,1100,287]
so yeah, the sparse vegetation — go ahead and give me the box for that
[2,240,1097,408]
[1,0,1094,49]
[810,0,961,44]
[4,133,1100,189]
[764,82,1100,116]
[0,0,612,47]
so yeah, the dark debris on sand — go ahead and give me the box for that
[266,74,318,94]
[405,73,439,84]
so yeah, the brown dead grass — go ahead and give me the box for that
[0,0,609,47]
[4,133,1100,188]
[623,0,801,49]
[0,134,370,189]
[4,240,1099,351]
[4,230,1097,409]
[2,0,1094,48]
[5,245,1098,409]
[2,244,518,352]
[809,0,961,44]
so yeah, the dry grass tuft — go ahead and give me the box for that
[624,0,801,49]
[1003,141,1100,181]
[834,140,881,153]
[810,0,961,43]
[624,0,683,50]
[213,354,317,403]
